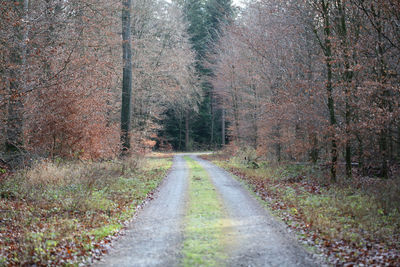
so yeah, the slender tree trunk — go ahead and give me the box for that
[337,0,353,178]
[380,130,389,178]
[210,94,214,147]
[375,8,389,178]
[310,131,319,163]
[121,0,133,154]
[322,0,338,182]
[251,84,258,149]
[231,66,240,144]
[221,108,225,146]
[6,0,28,153]
[185,109,190,151]
[397,123,400,161]
[356,133,364,176]
[275,124,281,162]
[6,65,23,152]
[178,110,182,151]
[233,98,240,144]
[389,123,393,161]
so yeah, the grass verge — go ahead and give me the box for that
[0,155,172,266]
[182,156,229,267]
[204,153,400,266]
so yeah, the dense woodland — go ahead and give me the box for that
[213,0,400,181]
[1,0,399,179]
[0,0,200,162]
[0,0,400,265]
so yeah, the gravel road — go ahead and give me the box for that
[95,156,189,267]
[193,155,317,267]
[95,154,318,266]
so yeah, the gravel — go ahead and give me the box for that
[94,155,188,267]
[193,155,318,267]
[94,154,320,267]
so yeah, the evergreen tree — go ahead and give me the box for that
[161,0,232,150]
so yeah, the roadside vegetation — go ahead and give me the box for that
[203,151,400,266]
[0,155,172,266]
[182,156,229,267]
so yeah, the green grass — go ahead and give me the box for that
[0,155,172,266]
[88,224,122,242]
[182,156,230,267]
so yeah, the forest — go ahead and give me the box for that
[2,0,400,178]
[0,0,399,266]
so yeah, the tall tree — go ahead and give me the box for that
[180,0,232,149]
[121,0,133,153]
[309,0,338,181]
[6,0,28,153]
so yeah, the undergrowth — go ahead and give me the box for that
[206,152,400,266]
[0,155,172,266]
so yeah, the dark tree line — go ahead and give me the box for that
[158,0,233,151]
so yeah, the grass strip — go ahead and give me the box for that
[182,156,229,267]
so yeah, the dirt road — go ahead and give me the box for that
[95,156,189,267]
[95,155,318,266]
[193,155,316,266]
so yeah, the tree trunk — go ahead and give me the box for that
[375,7,389,178]
[6,0,28,153]
[210,94,214,147]
[275,124,281,162]
[185,109,190,151]
[251,83,258,149]
[397,123,400,161]
[322,0,338,182]
[221,108,225,146]
[6,67,23,152]
[231,66,240,144]
[178,110,182,151]
[121,0,133,154]
[380,130,389,178]
[310,131,319,163]
[337,0,353,178]
[356,133,364,175]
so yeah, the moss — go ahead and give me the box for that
[182,156,231,267]
[88,224,122,242]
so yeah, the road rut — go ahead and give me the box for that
[95,154,318,266]
[192,155,316,266]
[95,156,188,267]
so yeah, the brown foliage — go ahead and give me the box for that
[212,0,400,179]
[0,0,121,160]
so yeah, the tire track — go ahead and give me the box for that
[95,155,188,267]
[192,155,318,267]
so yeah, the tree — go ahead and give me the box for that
[212,0,400,180]
[176,0,233,149]
[121,0,133,153]
[1,0,122,161]
[309,0,338,181]
[4,0,29,154]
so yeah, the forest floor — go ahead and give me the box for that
[203,152,400,266]
[96,154,317,267]
[0,153,173,266]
